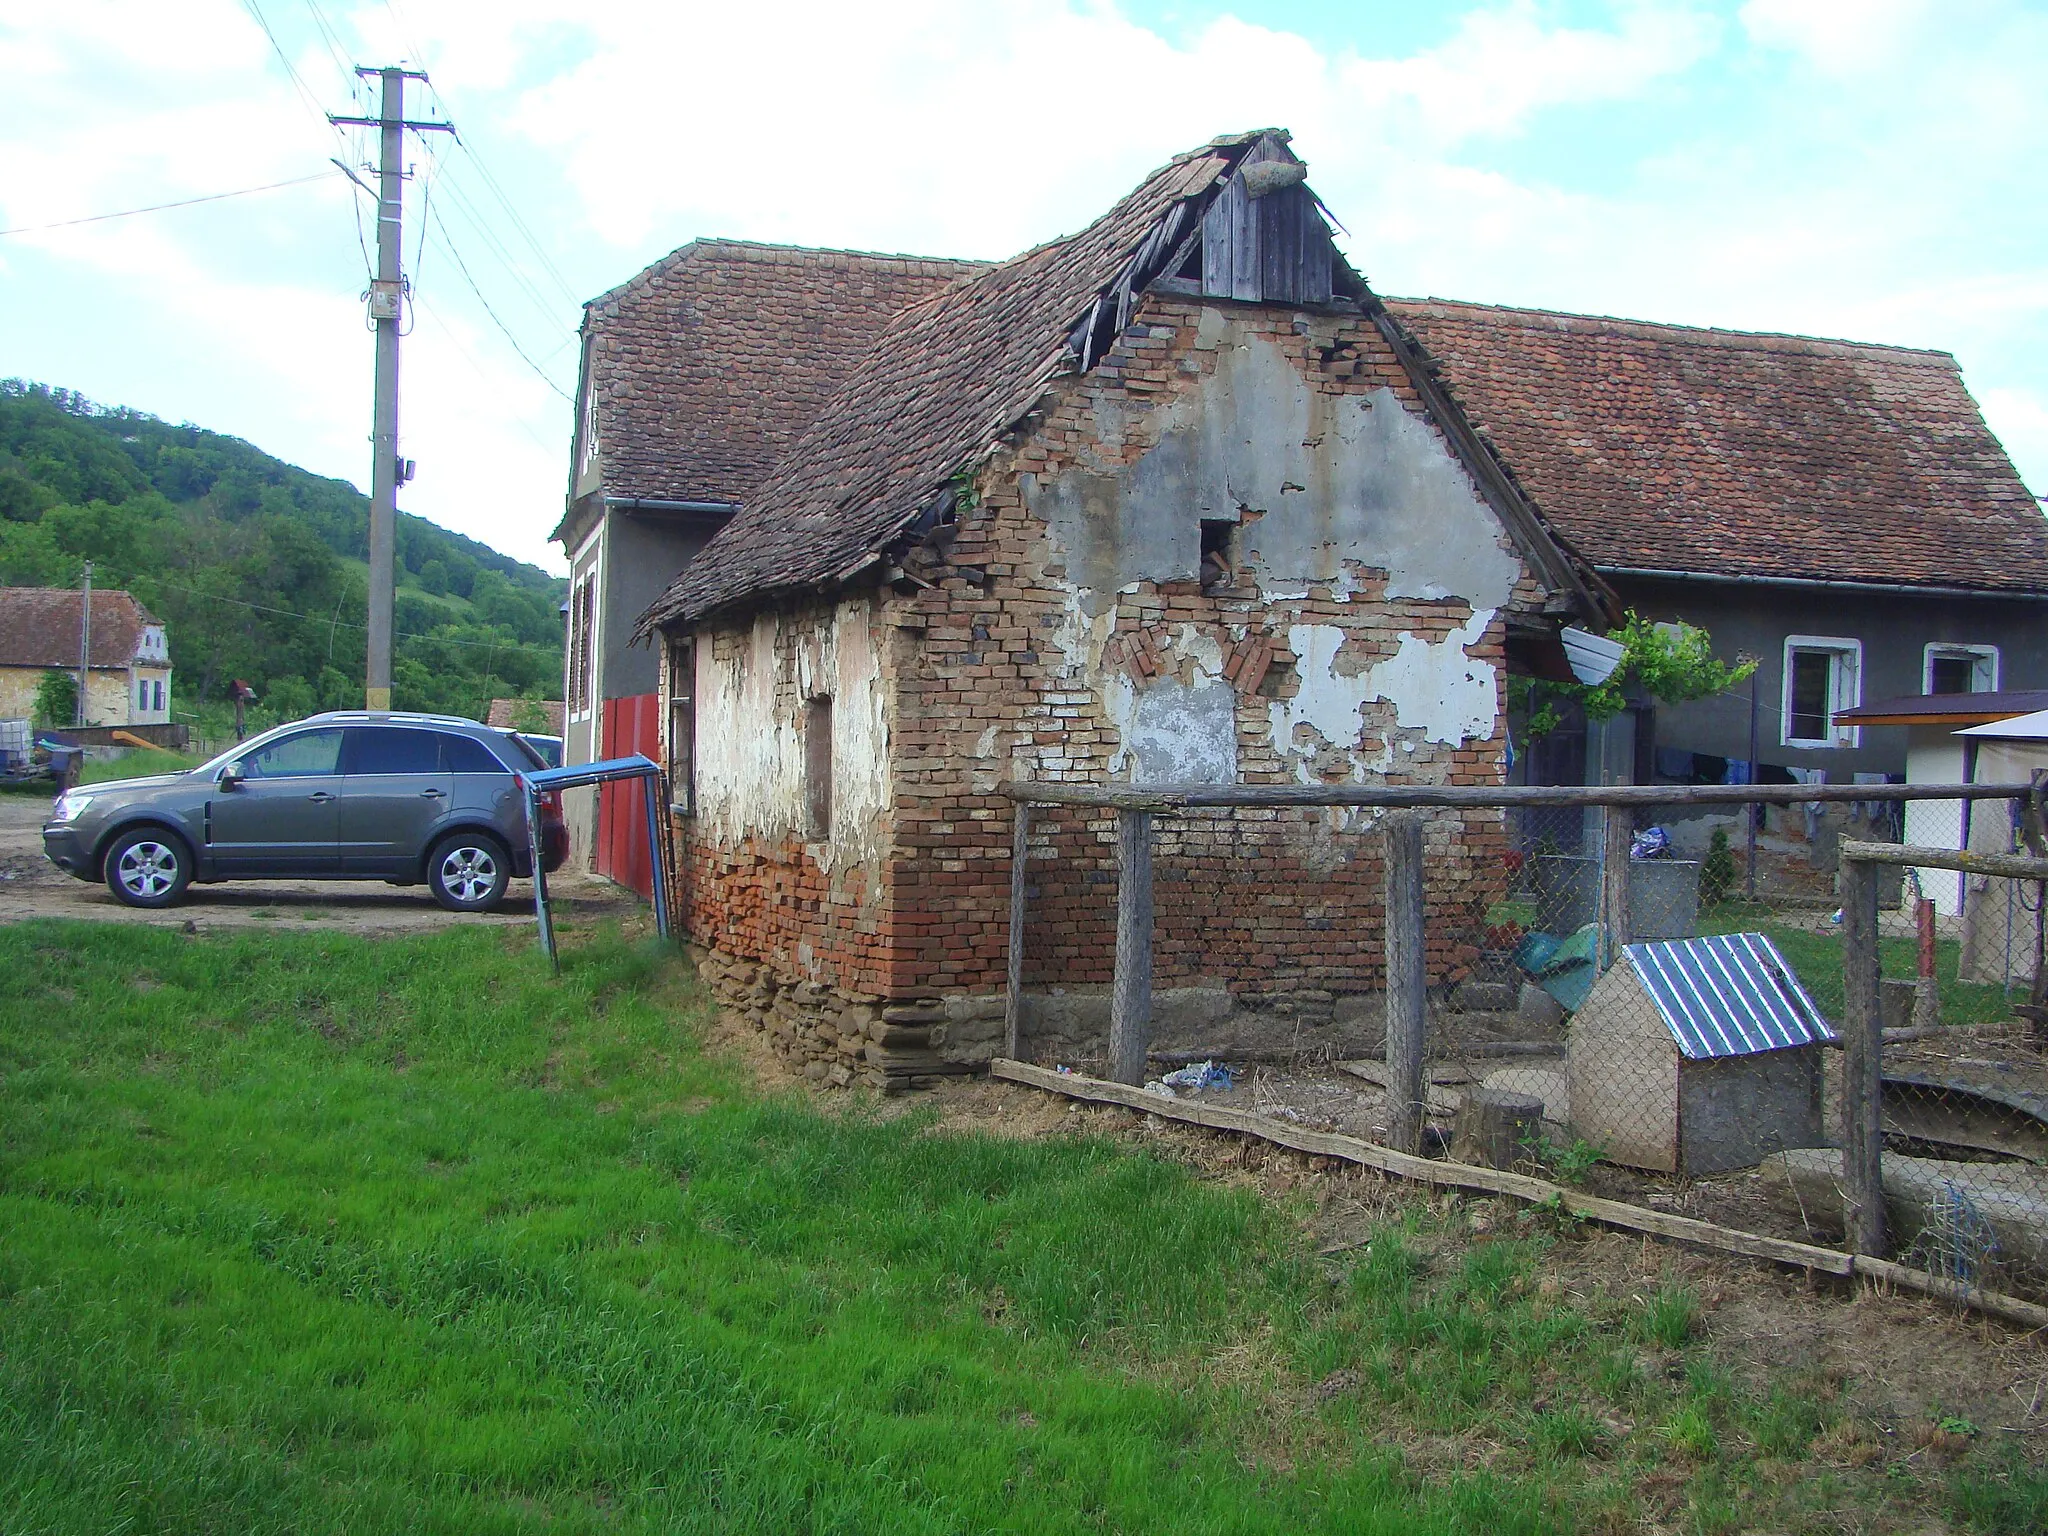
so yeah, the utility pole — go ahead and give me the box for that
[331,68,451,709]
[76,560,92,727]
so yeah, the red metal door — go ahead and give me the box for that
[594,694,660,897]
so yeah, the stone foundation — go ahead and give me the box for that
[694,946,985,1093]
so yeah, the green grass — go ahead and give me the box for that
[0,921,2036,1534]
[80,746,205,784]
[1699,902,2014,1025]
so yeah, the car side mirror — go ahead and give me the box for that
[218,762,246,790]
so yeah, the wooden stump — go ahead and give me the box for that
[1451,1089,1543,1171]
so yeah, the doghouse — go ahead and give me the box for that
[1568,933,1834,1174]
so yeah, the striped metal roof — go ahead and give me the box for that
[1623,933,1837,1060]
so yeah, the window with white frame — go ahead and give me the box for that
[1782,636,1862,748]
[566,570,597,720]
[1923,643,1998,696]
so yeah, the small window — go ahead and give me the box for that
[440,733,508,774]
[668,638,696,815]
[1924,643,1997,696]
[804,696,832,841]
[153,680,164,711]
[344,727,443,776]
[241,728,343,779]
[1200,519,1236,591]
[1781,637,1861,749]
[138,681,149,711]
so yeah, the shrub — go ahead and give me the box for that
[1700,827,1737,907]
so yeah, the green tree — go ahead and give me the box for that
[33,669,77,728]
[1515,613,1756,738]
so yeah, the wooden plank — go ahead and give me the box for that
[1851,1255,2048,1333]
[989,1059,1853,1276]
[1384,812,1427,1153]
[1602,804,1633,966]
[1001,780,2031,811]
[1839,855,1888,1258]
[988,1060,2048,1325]
[1107,808,1155,1086]
[1840,839,2048,882]
[1004,802,1030,1060]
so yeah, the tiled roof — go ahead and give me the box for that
[1384,299,2048,592]
[0,586,158,670]
[638,136,1267,632]
[486,697,565,733]
[574,240,983,520]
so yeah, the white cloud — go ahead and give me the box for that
[2,0,2045,571]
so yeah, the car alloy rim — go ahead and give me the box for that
[440,845,498,903]
[117,841,178,899]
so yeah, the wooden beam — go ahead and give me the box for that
[1383,812,1427,1153]
[988,1059,2048,1332]
[1602,803,1633,967]
[1839,854,1888,1258]
[1839,838,2048,882]
[1107,808,1155,1086]
[1001,781,2031,811]
[1004,801,1030,1061]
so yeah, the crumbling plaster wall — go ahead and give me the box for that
[1023,315,1528,786]
[888,293,1544,1058]
[673,593,899,999]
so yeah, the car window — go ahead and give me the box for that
[240,729,343,779]
[440,732,508,774]
[505,733,550,770]
[345,727,443,776]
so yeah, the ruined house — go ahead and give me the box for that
[625,131,1611,1087]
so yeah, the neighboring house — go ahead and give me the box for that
[629,131,1609,1079]
[554,239,982,891]
[1389,302,2048,789]
[484,697,566,735]
[0,586,171,726]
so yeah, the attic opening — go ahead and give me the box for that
[1199,519,1236,591]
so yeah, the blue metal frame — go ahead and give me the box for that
[521,754,671,972]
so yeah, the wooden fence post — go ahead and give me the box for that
[1840,851,1888,1258]
[1004,802,1031,1060]
[1384,812,1427,1153]
[1107,808,1155,1086]
[1602,803,1633,969]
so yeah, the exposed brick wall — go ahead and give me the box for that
[668,291,1540,1055]
[885,293,1532,1006]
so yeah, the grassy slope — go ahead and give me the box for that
[0,923,2039,1535]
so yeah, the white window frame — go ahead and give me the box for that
[1781,635,1862,749]
[1922,642,1999,695]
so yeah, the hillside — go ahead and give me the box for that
[0,380,564,726]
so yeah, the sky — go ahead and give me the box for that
[2,0,2045,576]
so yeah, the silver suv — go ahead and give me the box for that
[42,711,570,912]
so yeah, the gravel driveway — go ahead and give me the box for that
[0,792,632,934]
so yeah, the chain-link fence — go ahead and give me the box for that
[1002,780,2048,1306]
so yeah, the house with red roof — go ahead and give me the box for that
[0,586,172,727]
[558,130,2047,1083]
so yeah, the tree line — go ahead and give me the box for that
[0,381,564,730]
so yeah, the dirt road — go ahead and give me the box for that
[0,792,634,934]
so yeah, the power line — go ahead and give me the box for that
[298,0,357,85]
[0,171,342,237]
[424,204,575,402]
[147,577,565,658]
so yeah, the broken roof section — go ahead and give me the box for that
[637,131,1608,635]
[564,239,984,536]
[1385,299,2048,594]
[635,136,1265,633]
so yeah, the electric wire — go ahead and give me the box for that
[0,171,344,238]
[423,204,575,403]
[146,578,565,659]
[298,0,357,87]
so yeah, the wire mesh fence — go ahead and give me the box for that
[1003,780,2048,1306]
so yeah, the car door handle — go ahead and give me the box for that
[421,788,445,799]
[308,791,336,803]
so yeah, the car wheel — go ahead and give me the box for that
[428,831,511,913]
[104,827,192,909]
